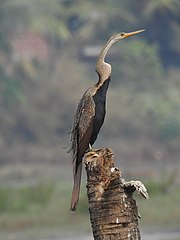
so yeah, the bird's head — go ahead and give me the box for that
[110,29,145,42]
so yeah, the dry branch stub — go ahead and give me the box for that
[84,148,148,240]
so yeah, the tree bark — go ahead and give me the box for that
[84,148,148,240]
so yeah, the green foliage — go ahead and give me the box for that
[143,178,174,195]
[143,0,180,17]
[152,98,180,140]
[112,40,163,85]
[0,184,54,213]
[138,186,180,227]
[0,65,24,106]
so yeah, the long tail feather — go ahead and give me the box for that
[70,163,82,211]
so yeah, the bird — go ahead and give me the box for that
[68,29,145,211]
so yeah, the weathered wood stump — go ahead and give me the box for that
[84,148,148,240]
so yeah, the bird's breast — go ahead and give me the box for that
[93,78,110,109]
[89,78,110,145]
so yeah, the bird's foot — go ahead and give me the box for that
[85,144,93,153]
[88,144,93,151]
[86,146,104,154]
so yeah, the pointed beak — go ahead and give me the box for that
[123,29,145,39]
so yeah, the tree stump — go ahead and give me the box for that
[84,148,149,240]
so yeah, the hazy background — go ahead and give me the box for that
[0,0,180,239]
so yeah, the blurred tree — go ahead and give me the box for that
[0,0,30,106]
[141,0,180,66]
[0,65,23,106]
[112,39,163,87]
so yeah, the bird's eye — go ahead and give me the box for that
[121,33,125,37]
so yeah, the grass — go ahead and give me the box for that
[0,164,179,239]
[138,184,180,228]
[0,184,54,213]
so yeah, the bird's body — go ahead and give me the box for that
[69,29,145,211]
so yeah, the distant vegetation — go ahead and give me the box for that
[0,184,54,213]
[0,0,180,166]
[0,179,179,233]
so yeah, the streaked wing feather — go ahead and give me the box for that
[78,96,95,140]
[69,89,95,161]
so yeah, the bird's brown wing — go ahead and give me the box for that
[78,95,95,141]
[69,90,95,211]
[69,89,95,166]
[70,88,95,211]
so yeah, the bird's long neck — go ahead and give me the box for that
[96,37,116,86]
